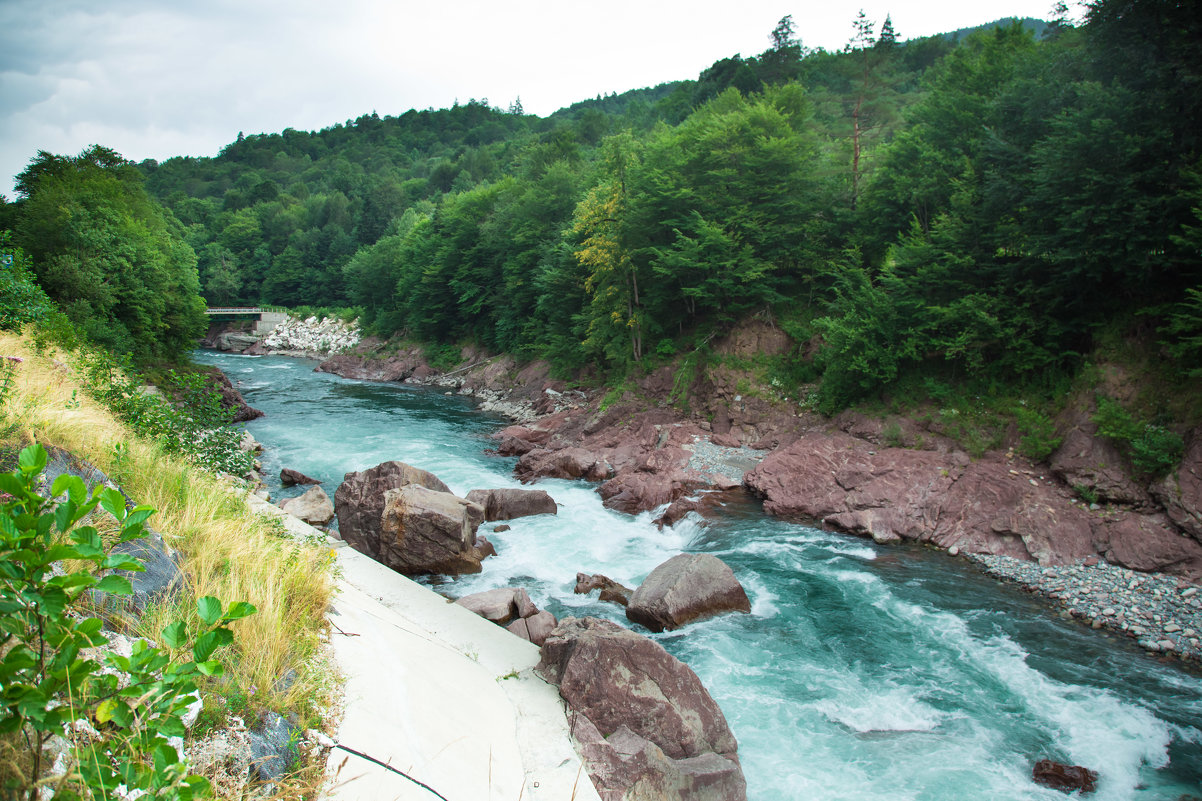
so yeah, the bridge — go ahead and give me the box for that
[205,307,288,334]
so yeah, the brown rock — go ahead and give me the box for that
[626,554,751,632]
[1032,759,1098,794]
[1051,424,1150,506]
[456,587,538,624]
[464,488,557,521]
[1092,511,1202,581]
[280,467,320,487]
[599,468,709,515]
[334,461,451,558]
[278,486,335,527]
[537,617,740,766]
[373,485,488,576]
[1151,429,1202,544]
[744,433,1108,568]
[569,715,746,801]
[189,366,263,422]
[315,341,430,381]
[508,610,558,646]
[574,573,635,607]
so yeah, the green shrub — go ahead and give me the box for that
[1092,395,1183,478]
[73,350,254,477]
[1015,406,1062,462]
[0,443,255,799]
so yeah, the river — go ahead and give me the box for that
[198,351,1202,800]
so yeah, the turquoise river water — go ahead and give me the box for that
[197,351,1202,800]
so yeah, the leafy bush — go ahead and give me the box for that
[73,350,254,476]
[1092,395,1183,478]
[0,443,255,799]
[1015,406,1062,462]
[0,233,53,332]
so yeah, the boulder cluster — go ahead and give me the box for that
[257,315,360,357]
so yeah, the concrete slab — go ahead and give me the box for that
[245,495,599,801]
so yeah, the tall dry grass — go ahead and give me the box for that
[0,331,336,796]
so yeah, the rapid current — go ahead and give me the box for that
[197,351,1202,800]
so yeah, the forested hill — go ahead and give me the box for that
[5,0,1201,426]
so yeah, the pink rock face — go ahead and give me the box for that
[1051,424,1151,506]
[537,617,741,768]
[1152,429,1202,544]
[464,487,557,521]
[626,554,751,632]
[744,432,1202,579]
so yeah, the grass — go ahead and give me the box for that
[0,330,336,799]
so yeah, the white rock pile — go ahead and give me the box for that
[259,315,360,357]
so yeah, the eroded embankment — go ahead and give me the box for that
[310,322,1202,664]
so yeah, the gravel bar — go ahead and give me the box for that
[968,553,1202,663]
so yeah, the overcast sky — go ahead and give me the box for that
[0,0,1077,197]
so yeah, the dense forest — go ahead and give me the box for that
[3,0,1201,418]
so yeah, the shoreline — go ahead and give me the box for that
[207,340,1202,670]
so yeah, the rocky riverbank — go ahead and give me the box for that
[970,553,1202,662]
[309,324,1202,666]
[203,314,360,358]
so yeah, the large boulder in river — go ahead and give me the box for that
[464,488,557,521]
[626,554,751,632]
[1032,759,1098,794]
[376,484,489,575]
[334,460,451,557]
[537,617,745,801]
[278,485,335,526]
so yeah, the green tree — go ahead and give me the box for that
[13,146,206,359]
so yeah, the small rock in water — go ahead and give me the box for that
[948,546,960,556]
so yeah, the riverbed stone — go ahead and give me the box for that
[574,573,635,607]
[538,617,745,800]
[464,487,557,521]
[376,485,489,576]
[334,460,452,560]
[1032,759,1098,794]
[626,554,751,632]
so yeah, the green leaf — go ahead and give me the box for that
[196,659,224,677]
[222,601,257,622]
[125,507,154,527]
[0,473,25,499]
[95,698,117,724]
[161,621,187,649]
[94,575,133,596]
[196,596,222,626]
[193,628,232,662]
[154,743,179,774]
[18,444,47,474]
[99,487,127,519]
[50,474,86,505]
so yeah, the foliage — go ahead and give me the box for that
[73,349,254,476]
[0,443,255,799]
[1093,395,1184,478]
[1015,406,1062,462]
[12,146,207,360]
[0,233,54,331]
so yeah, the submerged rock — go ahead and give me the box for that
[280,467,320,487]
[1032,759,1098,794]
[626,554,751,632]
[574,573,634,607]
